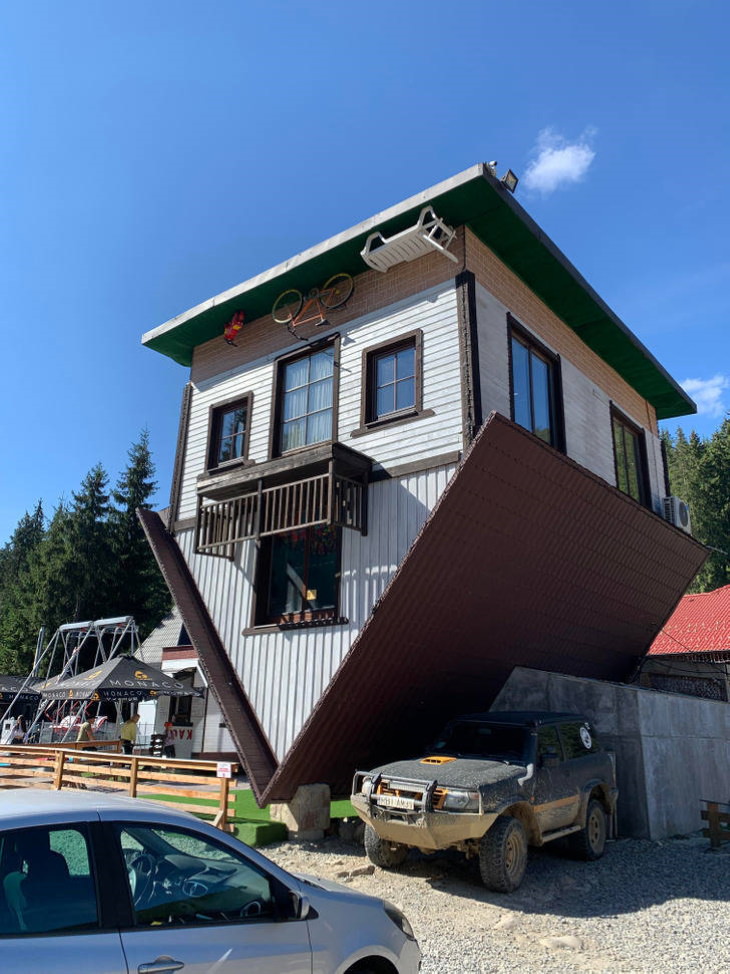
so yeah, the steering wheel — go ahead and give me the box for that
[128,853,157,907]
[240,899,264,918]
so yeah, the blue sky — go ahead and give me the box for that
[1,0,728,545]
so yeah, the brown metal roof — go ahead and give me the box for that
[137,508,277,800]
[261,413,707,802]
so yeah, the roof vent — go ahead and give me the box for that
[361,206,458,272]
[663,496,692,535]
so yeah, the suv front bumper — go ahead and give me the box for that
[351,793,496,850]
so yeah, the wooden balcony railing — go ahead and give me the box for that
[196,471,366,557]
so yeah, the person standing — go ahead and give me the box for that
[120,713,140,755]
[162,722,176,758]
[76,719,95,746]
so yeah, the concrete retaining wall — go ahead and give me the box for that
[491,667,730,839]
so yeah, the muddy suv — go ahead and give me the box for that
[351,711,617,892]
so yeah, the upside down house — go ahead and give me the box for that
[139,163,707,803]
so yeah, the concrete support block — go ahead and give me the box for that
[270,783,331,840]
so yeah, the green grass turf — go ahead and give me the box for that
[141,787,356,846]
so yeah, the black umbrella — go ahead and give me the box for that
[0,675,41,704]
[38,655,205,702]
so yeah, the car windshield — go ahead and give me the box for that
[431,721,529,762]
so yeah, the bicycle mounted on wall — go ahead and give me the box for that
[271,273,354,340]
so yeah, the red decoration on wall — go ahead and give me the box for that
[223,310,246,346]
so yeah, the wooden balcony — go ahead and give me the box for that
[196,469,367,557]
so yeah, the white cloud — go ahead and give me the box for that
[522,128,596,194]
[681,375,729,418]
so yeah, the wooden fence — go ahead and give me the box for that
[0,745,238,831]
[701,799,730,849]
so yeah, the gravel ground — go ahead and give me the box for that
[266,832,730,973]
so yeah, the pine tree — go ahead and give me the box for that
[0,502,46,671]
[68,464,115,621]
[664,421,730,593]
[695,419,730,591]
[24,502,77,637]
[110,431,170,636]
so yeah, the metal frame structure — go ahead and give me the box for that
[7,616,140,744]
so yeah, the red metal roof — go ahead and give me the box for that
[648,585,730,656]
[260,413,707,802]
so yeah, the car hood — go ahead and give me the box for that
[295,872,358,895]
[368,756,527,790]
[295,872,385,909]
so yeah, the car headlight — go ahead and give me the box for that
[360,775,373,798]
[441,789,480,812]
[383,900,417,941]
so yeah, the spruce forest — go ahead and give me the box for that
[662,418,730,592]
[0,431,170,674]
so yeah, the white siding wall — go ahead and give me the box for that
[474,282,665,510]
[177,282,462,519]
[337,285,463,467]
[176,462,455,759]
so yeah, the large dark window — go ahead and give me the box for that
[278,346,335,454]
[0,825,98,934]
[559,721,601,759]
[259,526,340,625]
[612,410,649,505]
[117,825,276,927]
[208,396,251,470]
[509,325,561,448]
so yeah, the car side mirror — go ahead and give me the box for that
[541,748,560,768]
[292,892,311,920]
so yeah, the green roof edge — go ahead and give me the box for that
[142,164,695,421]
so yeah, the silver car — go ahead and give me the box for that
[0,789,421,973]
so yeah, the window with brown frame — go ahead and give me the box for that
[612,409,650,506]
[207,395,251,471]
[274,343,336,456]
[363,332,422,426]
[509,323,563,450]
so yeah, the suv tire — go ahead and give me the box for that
[479,815,527,892]
[568,798,607,861]
[364,825,408,868]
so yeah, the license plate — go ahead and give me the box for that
[377,794,415,810]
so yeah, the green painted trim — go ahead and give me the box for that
[143,166,694,420]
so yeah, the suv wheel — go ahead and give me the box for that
[478,816,527,893]
[568,798,607,860]
[364,825,408,869]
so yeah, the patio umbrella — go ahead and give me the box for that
[0,675,41,704]
[38,655,205,702]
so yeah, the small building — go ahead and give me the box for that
[642,584,730,701]
[139,163,706,803]
[136,607,235,759]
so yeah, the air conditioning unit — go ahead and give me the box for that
[663,496,692,534]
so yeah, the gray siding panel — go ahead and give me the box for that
[474,284,511,418]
